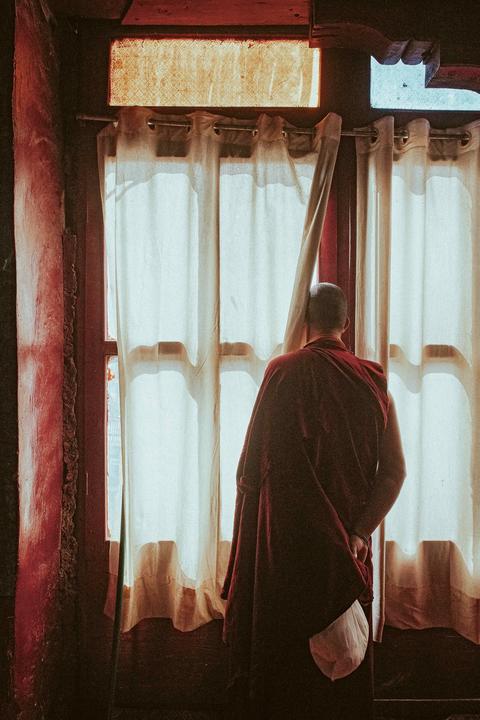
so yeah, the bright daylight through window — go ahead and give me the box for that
[371,58,480,110]
[102,118,323,543]
[99,38,480,643]
[109,38,320,107]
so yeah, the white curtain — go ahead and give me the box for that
[98,107,341,632]
[356,117,394,640]
[357,117,480,643]
[283,114,341,351]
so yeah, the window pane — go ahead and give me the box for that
[107,356,121,540]
[219,153,317,358]
[371,58,480,111]
[105,157,117,340]
[389,157,473,363]
[109,39,320,107]
[387,364,472,554]
[220,357,267,541]
[103,123,320,547]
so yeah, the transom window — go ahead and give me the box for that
[109,38,321,107]
[371,57,480,111]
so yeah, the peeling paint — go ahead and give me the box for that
[0,1,17,714]
[13,1,66,718]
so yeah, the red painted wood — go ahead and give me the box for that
[83,133,109,561]
[73,25,480,716]
[318,139,356,351]
[48,1,480,93]
[430,64,480,93]
[50,0,129,18]
[310,3,435,64]
[122,0,309,26]
[319,175,338,284]
[336,140,356,352]
[310,1,480,94]
[13,2,65,717]
[75,128,115,717]
[0,0,16,711]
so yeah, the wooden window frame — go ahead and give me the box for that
[74,26,480,713]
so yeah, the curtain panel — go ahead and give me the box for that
[355,117,394,640]
[356,117,480,644]
[98,107,341,632]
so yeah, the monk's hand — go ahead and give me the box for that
[349,533,368,563]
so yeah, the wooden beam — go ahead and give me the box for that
[49,0,129,19]
[310,1,480,93]
[122,0,309,26]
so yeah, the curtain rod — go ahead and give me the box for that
[75,114,471,142]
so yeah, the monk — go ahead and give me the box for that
[221,282,406,720]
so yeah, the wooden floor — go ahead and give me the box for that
[96,623,480,720]
[112,709,480,720]
[113,712,222,719]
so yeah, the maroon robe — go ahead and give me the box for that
[221,338,389,718]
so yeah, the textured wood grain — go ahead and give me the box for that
[122,0,309,26]
[0,13,16,715]
[375,626,480,701]
[49,0,129,18]
[13,1,66,718]
[310,1,480,92]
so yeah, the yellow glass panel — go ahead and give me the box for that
[109,38,320,107]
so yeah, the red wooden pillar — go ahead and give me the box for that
[319,137,357,350]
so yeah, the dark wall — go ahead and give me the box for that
[0,5,479,718]
[13,2,70,718]
[0,0,17,715]
[72,30,480,718]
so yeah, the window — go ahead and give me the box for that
[103,118,319,542]
[109,38,320,107]
[371,58,480,110]
[388,148,474,550]
[356,117,480,641]
[95,108,344,630]
[84,34,480,648]
[106,357,120,540]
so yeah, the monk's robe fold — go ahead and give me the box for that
[221,338,389,701]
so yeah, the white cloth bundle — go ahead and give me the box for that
[309,599,369,681]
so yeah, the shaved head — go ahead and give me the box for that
[307,282,348,332]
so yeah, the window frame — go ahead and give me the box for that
[79,38,479,567]
[74,25,480,709]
